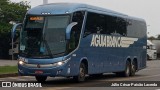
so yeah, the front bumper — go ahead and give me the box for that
[18,63,70,77]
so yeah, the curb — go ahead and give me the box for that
[0,73,18,78]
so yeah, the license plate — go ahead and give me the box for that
[35,70,43,74]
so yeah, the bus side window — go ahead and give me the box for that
[84,12,127,37]
[84,12,106,37]
[106,16,127,36]
[68,11,84,52]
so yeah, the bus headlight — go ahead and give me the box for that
[57,62,63,66]
[52,61,65,67]
[19,61,24,65]
[19,60,25,65]
[52,57,71,67]
[18,57,28,65]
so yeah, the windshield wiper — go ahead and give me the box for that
[53,52,65,56]
[29,55,52,59]
[44,40,54,58]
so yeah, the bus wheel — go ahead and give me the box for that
[35,76,47,83]
[73,63,86,82]
[122,60,131,77]
[147,55,149,60]
[130,60,136,76]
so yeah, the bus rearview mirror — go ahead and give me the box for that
[66,22,77,40]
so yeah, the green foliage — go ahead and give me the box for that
[0,0,30,33]
[148,36,156,40]
[0,0,30,59]
[0,65,17,74]
[157,34,160,40]
[148,35,160,40]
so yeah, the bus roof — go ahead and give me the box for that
[27,3,145,22]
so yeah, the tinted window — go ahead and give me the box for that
[84,12,106,37]
[127,19,146,38]
[47,16,69,28]
[84,12,127,37]
[106,15,127,36]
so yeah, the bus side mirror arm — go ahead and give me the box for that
[66,22,77,40]
[11,23,22,39]
[11,23,22,60]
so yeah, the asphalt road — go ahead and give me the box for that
[0,60,160,90]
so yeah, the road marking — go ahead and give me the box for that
[40,87,70,90]
[144,68,160,71]
[0,76,35,81]
[155,89,160,90]
[77,74,160,87]
[16,78,34,81]
[100,74,160,81]
[0,77,16,81]
[126,74,160,81]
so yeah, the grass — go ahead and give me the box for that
[0,66,18,74]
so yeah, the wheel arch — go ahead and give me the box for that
[80,57,88,74]
[126,57,132,64]
[132,58,138,70]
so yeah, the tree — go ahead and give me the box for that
[148,36,156,40]
[0,0,30,59]
[157,34,160,40]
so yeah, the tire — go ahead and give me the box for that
[121,61,131,77]
[147,55,149,60]
[73,63,86,82]
[35,76,47,83]
[130,60,137,76]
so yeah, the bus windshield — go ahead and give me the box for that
[20,15,70,58]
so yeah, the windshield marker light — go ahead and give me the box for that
[41,12,51,14]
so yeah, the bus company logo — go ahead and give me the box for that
[1,82,42,87]
[2,82,11,87]
[37,64,40,68]
[90,35,138,48]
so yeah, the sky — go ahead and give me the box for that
[10,0,160,37]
